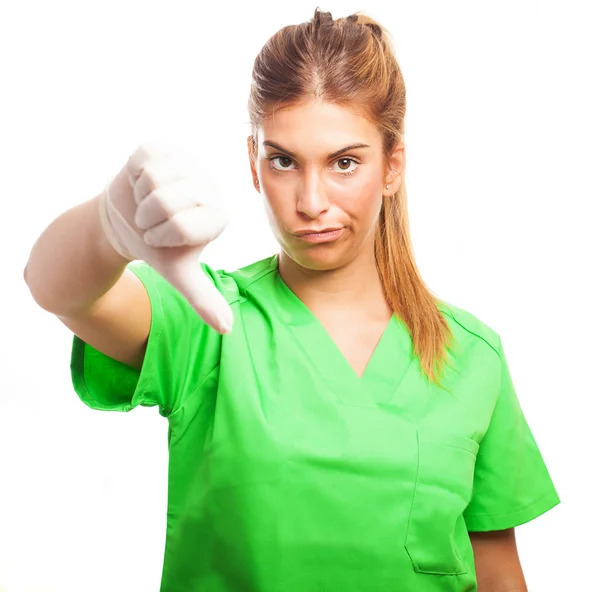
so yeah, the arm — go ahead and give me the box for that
[469,528,528,592]
[26,142,234,374]
[24,192,151,369]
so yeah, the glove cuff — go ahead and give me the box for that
[98,182,137,262]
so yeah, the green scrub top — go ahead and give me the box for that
[70,254,560,592]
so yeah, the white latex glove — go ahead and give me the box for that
[98,139,233,334]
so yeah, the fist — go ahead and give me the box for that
[98,139,233,334]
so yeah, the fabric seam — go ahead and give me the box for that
[464,488,559,519]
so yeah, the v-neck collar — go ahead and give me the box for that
[268,264,415,408]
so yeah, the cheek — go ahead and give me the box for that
[347,178,383,223]
[260,186,291,239]
[262,187,287,223]
[258,165,285,215]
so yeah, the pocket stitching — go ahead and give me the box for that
[405,431,476,576]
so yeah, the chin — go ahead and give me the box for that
[282,244,355,272]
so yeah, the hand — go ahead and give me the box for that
[98,139,233,334]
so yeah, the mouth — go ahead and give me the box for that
[293,227,345,243]
[294,227,343,236]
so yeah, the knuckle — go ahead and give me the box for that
[170,211,192,241]
[139,162,160,189]
[146,188,173,218]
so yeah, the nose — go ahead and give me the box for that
[296,171,329,219]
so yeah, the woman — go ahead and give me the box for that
[24,8,559,592]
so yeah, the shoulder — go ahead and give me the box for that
[437,299,502,359]
[127,254,278,307]
[213,254,279,302]
[219,254,279,293]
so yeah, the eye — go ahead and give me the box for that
[333,158,359,176]
[269,156,297,171]
[268,155,360,177]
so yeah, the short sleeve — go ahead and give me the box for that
[463,338,560,531]
[70,261,232,418]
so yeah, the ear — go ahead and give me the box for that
[383,141,406,195]
[247,135,260,192]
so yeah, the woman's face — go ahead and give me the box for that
[249,100,403,271]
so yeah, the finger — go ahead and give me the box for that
[132,159,188,206]
[143,204,228,248]
[127,137,200,187]
[126,139,174,185]
[134,180,202,230]
[152,251,234,333]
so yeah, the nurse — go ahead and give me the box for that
[24,7,559,592]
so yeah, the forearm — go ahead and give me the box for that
[24,193,130,315]
[471,529,527,592]
[477,576,527,592]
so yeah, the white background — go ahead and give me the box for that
[2,0,598,590]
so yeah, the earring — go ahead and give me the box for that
[385,184,389,189]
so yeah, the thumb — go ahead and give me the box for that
[151,249,234,334]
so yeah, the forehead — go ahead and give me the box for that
[258,100,381,150]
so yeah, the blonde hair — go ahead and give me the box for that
[247,8,457,388]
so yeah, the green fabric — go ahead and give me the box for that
[70,254,560,591]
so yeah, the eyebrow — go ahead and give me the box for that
[262,141,371,160]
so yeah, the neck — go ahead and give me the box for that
[277,245,391,320]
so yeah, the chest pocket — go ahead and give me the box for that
[405,428,479,575]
